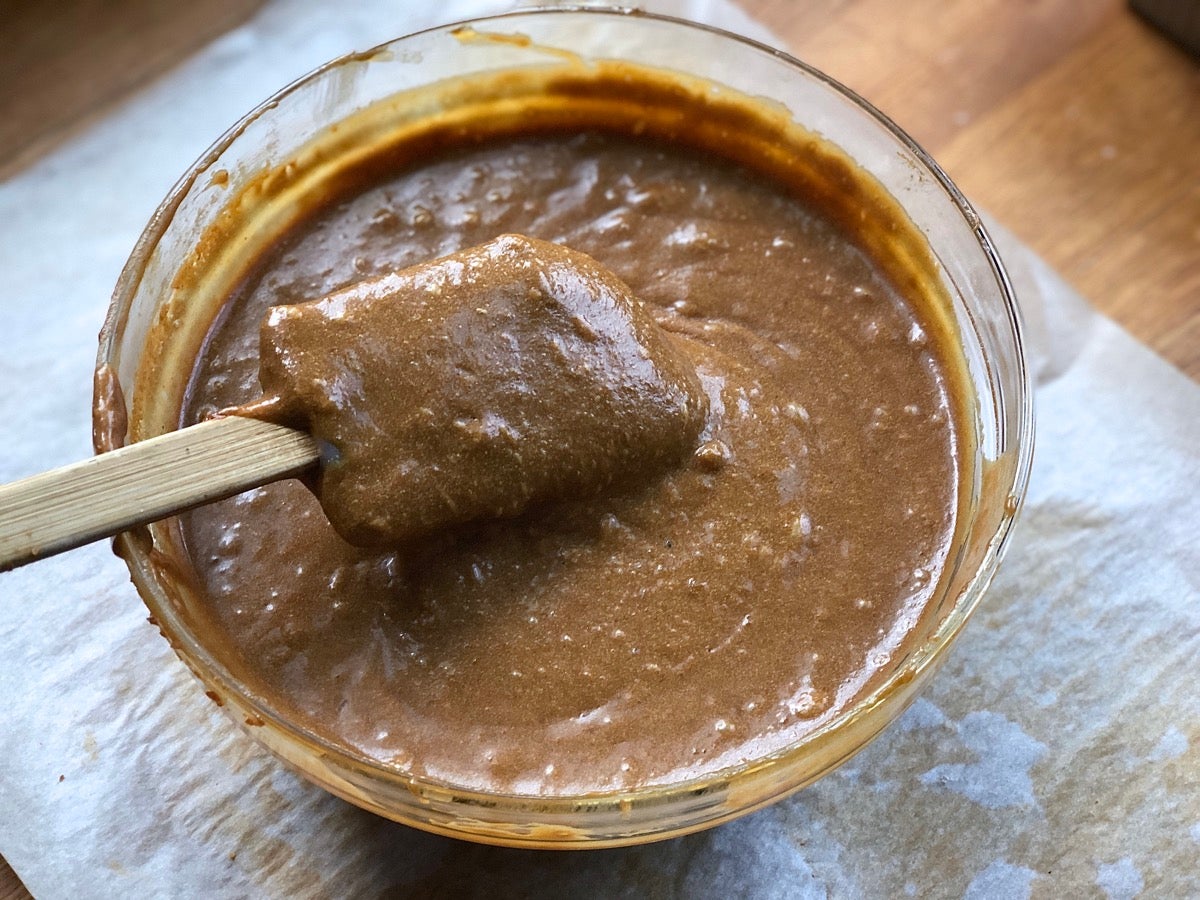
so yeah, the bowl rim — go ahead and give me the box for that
[98,4,1035,830]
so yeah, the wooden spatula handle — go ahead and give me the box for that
[0,416,319,573]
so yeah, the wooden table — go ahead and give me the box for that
[1,1,1195,895]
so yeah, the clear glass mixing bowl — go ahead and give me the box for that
[96,9,1033,848]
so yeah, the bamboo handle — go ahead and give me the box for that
[0,416,319,572]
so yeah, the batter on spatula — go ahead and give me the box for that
[231,234,708,547]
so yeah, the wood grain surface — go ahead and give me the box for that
[0,417,318,573]
[1,0,1195,895]
[749,0,1199,376]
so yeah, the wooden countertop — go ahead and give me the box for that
[750,0,1199,376]
[1,1,1195,895]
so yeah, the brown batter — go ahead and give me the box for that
[181,126,961,795]
[232,234,707,548]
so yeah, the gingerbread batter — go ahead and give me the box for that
[181,125,961,795]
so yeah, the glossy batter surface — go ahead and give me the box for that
[182,131,960,794]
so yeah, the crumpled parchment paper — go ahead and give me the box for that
[1,1,1196,897]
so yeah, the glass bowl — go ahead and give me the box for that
[95,9,1033,848]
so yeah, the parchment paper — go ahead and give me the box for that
[1,1,1197,897]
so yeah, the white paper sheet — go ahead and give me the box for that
[1,1,1196,897]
